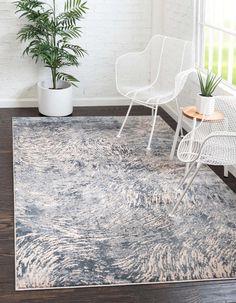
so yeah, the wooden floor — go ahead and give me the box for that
[0,106,235,303]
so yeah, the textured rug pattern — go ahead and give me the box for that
[13,116,236,290]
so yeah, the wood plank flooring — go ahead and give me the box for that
[0,106,235,303]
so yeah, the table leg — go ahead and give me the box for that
[224,166,229,178]
[170,110,183,160]
[185,117,197,174]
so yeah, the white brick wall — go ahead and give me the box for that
[152,0,163,35]
[162,0,194,40]
[0,0,152,103]
[161,0,195,108]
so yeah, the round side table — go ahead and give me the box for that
[170,105,226,175]
[182,106,224,122]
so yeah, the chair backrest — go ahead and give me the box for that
[198,96,236,166]
[149,35,194,90]
[215,96,236,133]
[116,34,193,100]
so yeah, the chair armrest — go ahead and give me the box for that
[144,68,195,104]
[199,132,236,165]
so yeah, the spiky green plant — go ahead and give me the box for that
[197,70,222,97]
[15,0,88,89]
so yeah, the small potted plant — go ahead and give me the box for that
[196,70,222,116]
[15,0,88,116]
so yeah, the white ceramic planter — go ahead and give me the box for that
[38,80,73,117]
[196,95,215,116]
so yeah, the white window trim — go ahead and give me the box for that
[194,0,236,93]
[194,0,205,68]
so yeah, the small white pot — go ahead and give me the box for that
[196,95,215,116]
[38,80,73,117]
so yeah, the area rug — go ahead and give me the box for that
[13,116,236,290]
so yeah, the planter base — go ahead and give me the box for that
[38,80,73,117]
[196,95,215,116]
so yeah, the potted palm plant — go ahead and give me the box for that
[15,0,88,116]
[197,70,222,116]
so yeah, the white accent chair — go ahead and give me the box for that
[116,34,194,150]
[171,96,236,215]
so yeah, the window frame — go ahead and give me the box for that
[195,0,236,90]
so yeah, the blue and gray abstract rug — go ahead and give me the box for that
[13,116,236,290]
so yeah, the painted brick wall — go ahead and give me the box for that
[161,0,197,108]
[0,0,152,102]
[162,0,194,41]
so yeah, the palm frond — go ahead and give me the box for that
[58,0,88,28]
[57,26,82,41]
[63,44,87,56]
[15,0,88,88]
[57,72,79,86]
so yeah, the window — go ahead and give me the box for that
[196,0,236,87]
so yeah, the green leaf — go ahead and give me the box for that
[198,70,221,97]
[197,69,206,96]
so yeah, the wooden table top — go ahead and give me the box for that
[183,106,224,122]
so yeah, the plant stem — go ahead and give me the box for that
[53,0,56,20]
[53,0,56,48]
[51,67,57,89]
[52,0,57,89]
